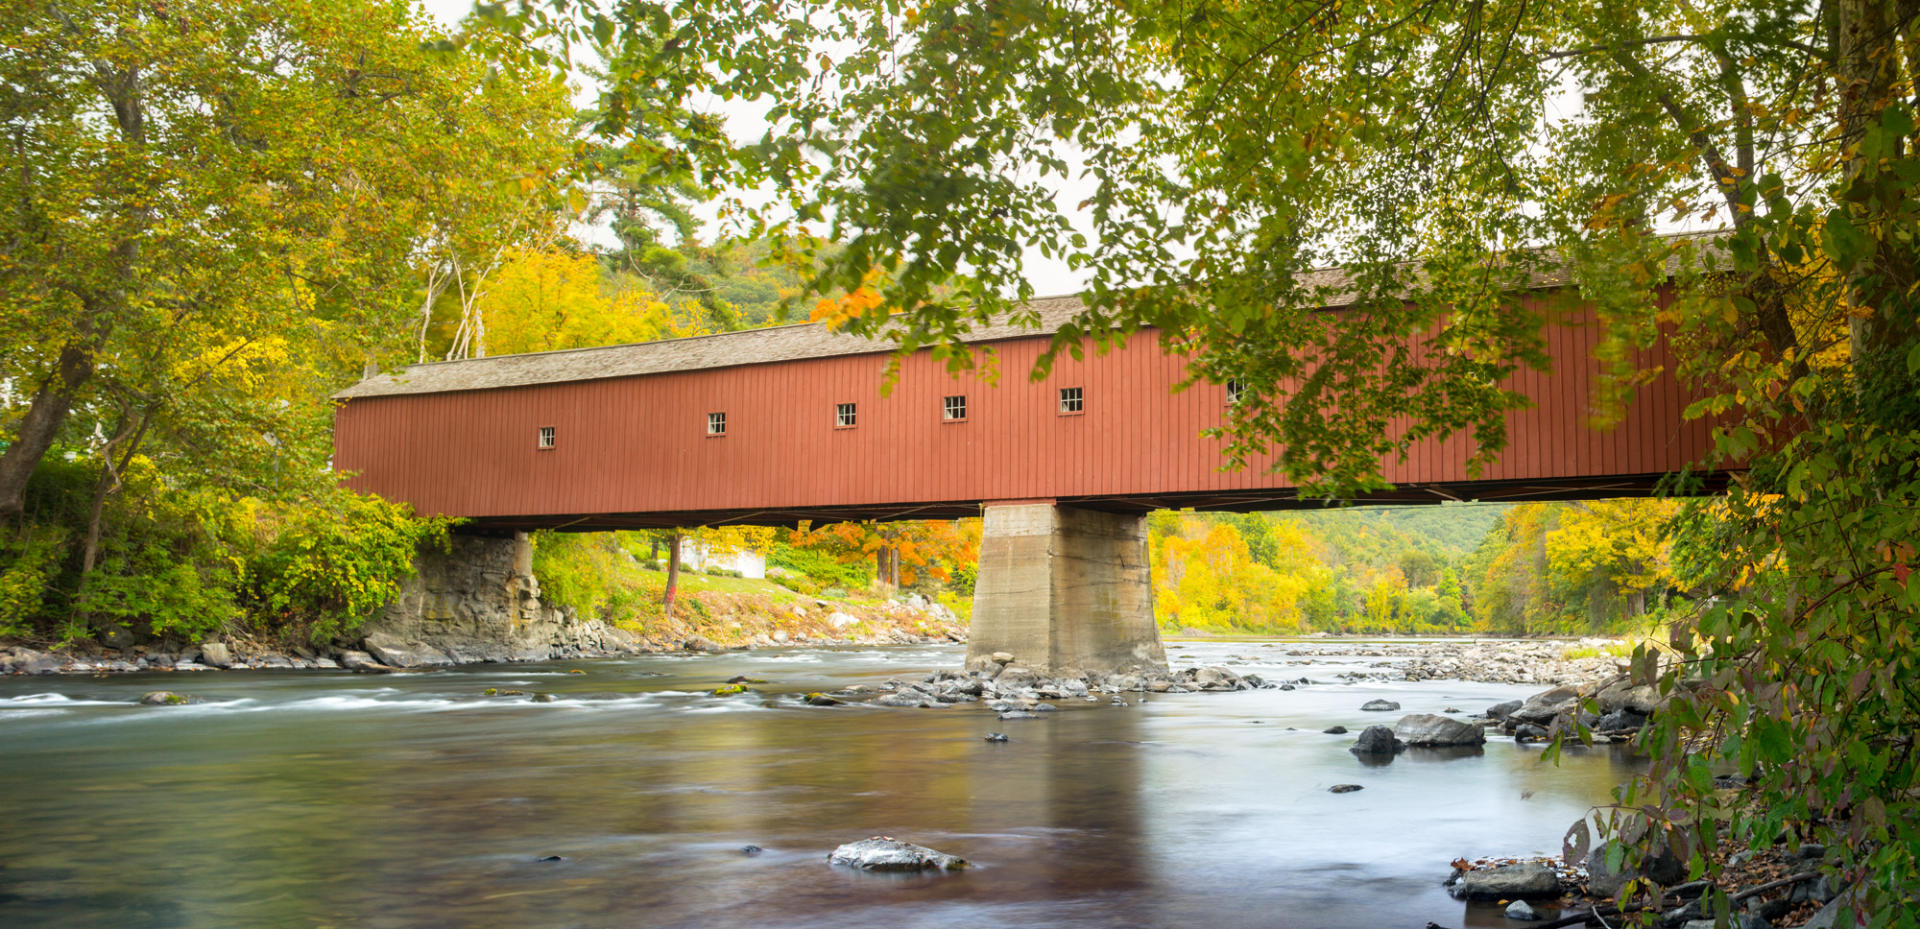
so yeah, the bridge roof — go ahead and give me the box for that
[335,294,1093,401]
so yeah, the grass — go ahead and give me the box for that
[1560,639,1637,660]
[628,567,792,597]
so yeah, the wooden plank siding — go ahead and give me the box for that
[333,295,1720,530]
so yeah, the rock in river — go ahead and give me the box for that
[1393,713,1488,747]
[1510,686,1581,724]
[1361,699,1402,712]
[1451,862,1563,900]
[1349,724,1404,755]
[138,691,191,706]
[828,837,967,872]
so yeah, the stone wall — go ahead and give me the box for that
[357,532,640,668]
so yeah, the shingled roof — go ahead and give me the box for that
[335,295,1092,400]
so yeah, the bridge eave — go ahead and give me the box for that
[440,471,1738,534]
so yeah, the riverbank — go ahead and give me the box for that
[0,586,968,675]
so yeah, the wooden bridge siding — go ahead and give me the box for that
[334,304,1712,520]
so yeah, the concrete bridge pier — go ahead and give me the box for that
[965,501,1168,678]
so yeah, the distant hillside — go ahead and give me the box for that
[1277,502,1510,566]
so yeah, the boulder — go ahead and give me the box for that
[1594,709,1648,732]
[138,691,191,706]
[1323,725,1349,734]
[1485,699,1523,720]
[1586,841,1686,898]
[1349,724,1404,755]
[1514,723,1551,743]
[1512,686,1582,723]
[1360,699,1401,712]
[1329,784,1363,793]
[1506,900,1538,920]
[361,633,453,668]
[826,611,858,630]
[827,837,967,872]
[682,636,725,653]
[8,649,64,675]
[1193,667,1245,691]
[337,650,394,673]
[1393,714,1488,747]
[1594,677,1665,715]
[198,642,234,669]
[1452,862,1562,900]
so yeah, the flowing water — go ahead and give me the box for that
[0,640,1635,928]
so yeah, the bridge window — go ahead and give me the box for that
[707,412,726,436]
[836,402,857,428]
[1226,379,1245,405]
[537,426,555,449]
[1058,386,1083,414]
[943,395,967,422]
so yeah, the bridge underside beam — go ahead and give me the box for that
[447,471,1734,533]
[965,502,1167,678]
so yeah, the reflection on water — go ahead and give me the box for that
[0,642,1635,928]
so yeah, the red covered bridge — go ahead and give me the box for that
[333,290,1719,676]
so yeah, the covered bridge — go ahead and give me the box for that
[333,290,1718,676]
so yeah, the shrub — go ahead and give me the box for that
[244,490,450,644]
[768,543,872,589]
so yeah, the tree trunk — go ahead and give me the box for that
[662,531,683,620]
[76,404,157,597]
[1837,0,1920,423]
[0,339,100,522]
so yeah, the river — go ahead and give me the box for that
[0,640,1635,928]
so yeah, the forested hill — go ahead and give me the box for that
[1148,500,1678,638]
[1289,504,1508,565]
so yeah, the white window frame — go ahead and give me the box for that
[942,395,968,422]
[836,402,857,428]
[707,411,727,436]
[1226,379,1245,405]
[1058,386,1084,414]
[536,426,555,449]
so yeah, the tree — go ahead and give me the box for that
[786,519,980,591]
[0,0,570,640]
[0,0,572,522]
[472,248,704,356]
[1397,549,1442,590]
[552,1,1918,914]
